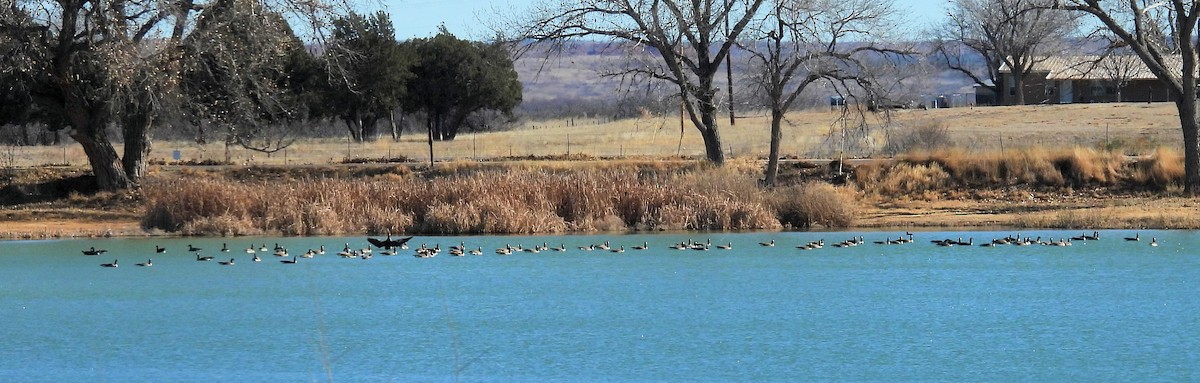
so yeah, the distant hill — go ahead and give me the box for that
[512,41,981,118]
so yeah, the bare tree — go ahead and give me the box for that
[1054,0,1200,193]
[743,0,906,186]
[934,0,1078,105]
[508,0,768,165]
[1095,53,1142,103]
[0,0,347,191]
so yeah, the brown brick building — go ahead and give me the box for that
[996,55,1175,105]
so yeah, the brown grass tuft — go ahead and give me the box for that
[141,164,795,235]
[771,182,855,228]
[856,146,1144,198]
[1129,147,1184,189]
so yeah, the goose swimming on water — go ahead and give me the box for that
[100,259,118,268]
[155,246,167,254]
[1125,233,1140,241]
[136,259,152,267]
[82,247,107,256]
[280,256,298,264]
[187,244,202,252]
[218,258,235,266]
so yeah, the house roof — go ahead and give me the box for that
[999,55,1173,81]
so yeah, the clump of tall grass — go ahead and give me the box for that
[141,164,821,235]
[771,182,855,228]
[856,147,1137,197]
[1129,147,1184,190]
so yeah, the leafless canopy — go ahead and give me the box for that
[507,0,770,164]
[1052,0,1200,193]
[934,0,1079,104]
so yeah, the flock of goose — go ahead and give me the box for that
[85,231,1161,268]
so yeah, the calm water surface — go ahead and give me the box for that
[2,230,1198,382]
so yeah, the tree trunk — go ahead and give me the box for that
[1013,73,1027,105]
[344,117,362,142]
[389,110,400,141]
[361,116,380,142]
[66,101,131,191]
[764,108,784,186]
[426,113,437,165]
[695,79,725,164]
[1177,99,1200,194]
[122,116,152,185]
[70,127,131,191]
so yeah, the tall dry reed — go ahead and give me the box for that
[141,164,850,236]
[856,147,1159,197]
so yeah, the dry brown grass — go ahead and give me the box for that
[854,146,1172,198]
[1129,147,1185,190]
[2,103,1186,168]
[140,164,858,236]
[771,182,856,228]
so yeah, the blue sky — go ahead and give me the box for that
[383,0,949,40]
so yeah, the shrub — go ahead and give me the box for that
[771,182,854,228]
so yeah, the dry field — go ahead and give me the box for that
[1,103,1197,239]
[0,102,1184,168]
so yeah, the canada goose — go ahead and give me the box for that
[218,243,229,252]
[274,249,289,257]
[716,242,732,250]
[155,246,167,253]
[245,246,256,254]
[1084,231,1100,241]
[759,240,775,247]
[259,244,268,252]
[1125,233,1140,241]
[100,259,118,268]
[469,247,483,256]
[218,258,235,266]
[196,253,213,261]
[252,254,261,262]
[1150,238,1159,247]
[632,241,648,250]
[280,256,297,264]
[552,244,567,252]
[82,247,107,256]
[610,246,625,253]
[316,245,326,255]
[187,244,202,252]
[136,259,153,267]
[300,249,316,258]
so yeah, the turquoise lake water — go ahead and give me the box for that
[2,230,1198,382]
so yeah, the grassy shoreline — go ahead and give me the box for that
[2,145,1197,240]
